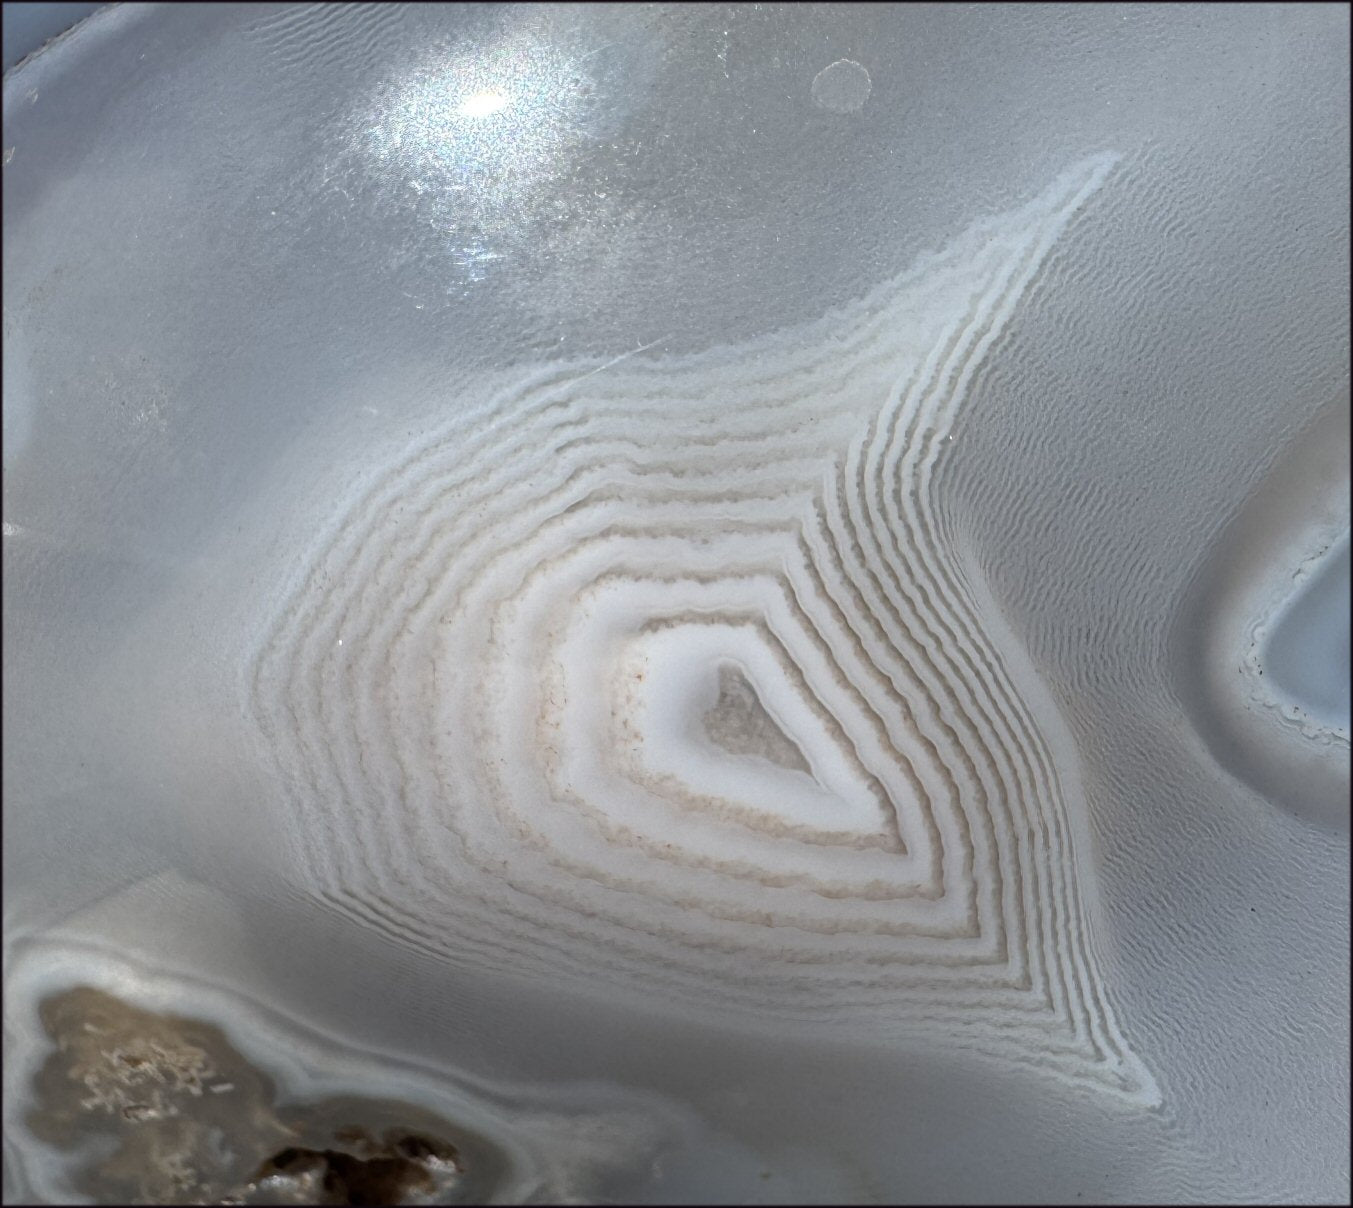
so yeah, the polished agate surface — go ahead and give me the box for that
[3,4,1348,1203]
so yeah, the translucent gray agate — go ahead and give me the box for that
[3,4,1348,1203]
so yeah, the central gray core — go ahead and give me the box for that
[700,664,812,775]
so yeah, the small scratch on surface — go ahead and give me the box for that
[572,334,672,385]
[2,148,14,166]
[576,41,618,63]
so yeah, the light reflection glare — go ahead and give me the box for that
[458,90,511,119]
[355,11,608,291]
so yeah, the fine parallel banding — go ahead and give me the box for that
[250,153,1158,1104]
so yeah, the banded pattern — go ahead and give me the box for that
[241,3,414,73]
[250,154,1157,1102]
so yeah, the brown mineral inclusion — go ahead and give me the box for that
[26,986,506,1205]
